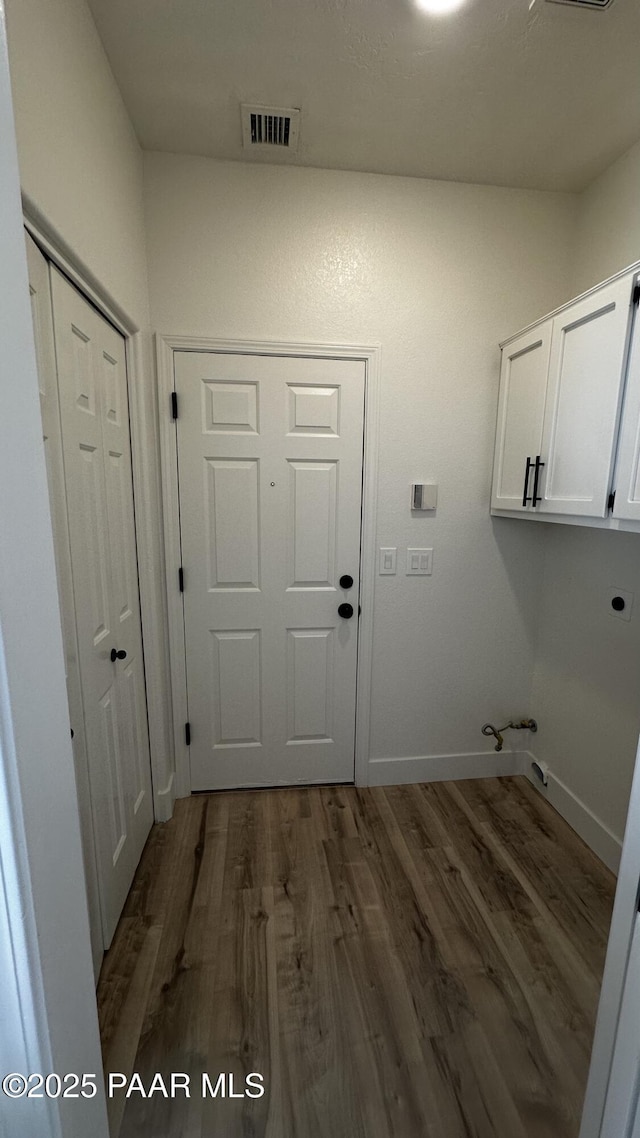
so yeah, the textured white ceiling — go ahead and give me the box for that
[87,0,640,191]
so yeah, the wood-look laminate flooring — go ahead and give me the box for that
[97,777,615,1138]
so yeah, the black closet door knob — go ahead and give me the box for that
[338,603,354,619]
[339,574,354,589]
[110,648,127,662]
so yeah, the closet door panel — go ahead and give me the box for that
[50,267,152,947]
[25,236,103,978]
[94,313,153,835]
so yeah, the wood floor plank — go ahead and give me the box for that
[98,777,615,1138]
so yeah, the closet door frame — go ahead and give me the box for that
[23,204,174,822]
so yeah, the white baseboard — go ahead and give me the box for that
[367,748,622,875]
[523,753,622,875]
[154,770,176,823]
[366,750,529,787]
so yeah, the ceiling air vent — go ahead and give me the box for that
[545,0,614,8]
[241,104,300,154]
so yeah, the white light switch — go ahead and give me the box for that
[379,547,397,575]
[406,548,433,575]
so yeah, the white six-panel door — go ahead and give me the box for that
[175,351,365,791]
[50,267,153,947]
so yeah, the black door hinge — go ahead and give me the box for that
[633,282,640,307]
[608,490,616,511]
[185,722,191,746]
[178,566,184,592]
[171,391,178,419]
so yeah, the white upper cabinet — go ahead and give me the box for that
[492,269,639,527]
[538,275,635,518]
[613,300,640,522]
[490,324,551,513]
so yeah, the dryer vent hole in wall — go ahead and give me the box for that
[481,718,538,752]
[531,760,550,787]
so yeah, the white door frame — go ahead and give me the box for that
[156,335,381,796]
[22,199,175,822]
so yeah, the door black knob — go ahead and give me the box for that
[339,574,354,590]
[110,648,127,662]
[338,603,354,619]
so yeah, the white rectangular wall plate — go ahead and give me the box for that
[379,547,397,575]
[406,548,433,575]
[411,483,437,511]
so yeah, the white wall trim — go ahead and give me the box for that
[23,200,174,823]
[367,749,530,786]
[155,334,381,796]
[154,770,176,823]
[523,758,623,874]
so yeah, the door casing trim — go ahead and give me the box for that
[156,334,381,795]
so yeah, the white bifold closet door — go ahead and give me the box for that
[174,351,365,791]
[29,250,153,953]
[26,236,103,976]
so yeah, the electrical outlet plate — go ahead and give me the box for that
[406,548,433,575]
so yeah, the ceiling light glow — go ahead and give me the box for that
[415,0,468,14]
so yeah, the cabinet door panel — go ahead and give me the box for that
[612,294,640,522]
[491,323,550,512]
[539,275,634,518]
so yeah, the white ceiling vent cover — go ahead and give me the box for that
[545,0,614,8]
[241,104,300,153]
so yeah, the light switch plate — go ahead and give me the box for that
[406,548,433,575]
[608,587,634,622]
[379,547,397,575]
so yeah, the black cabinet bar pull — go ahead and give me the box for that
[532,455,545,507]
[522,457,533,506]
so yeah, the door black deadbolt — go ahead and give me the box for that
[339,574,354,590]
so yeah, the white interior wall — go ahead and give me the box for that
[144,152,576,774]
[531,138,640,855]
[0,8,108,1131]
[9,0,638,855]
[572,138,640,296]
[4,0,175,814]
